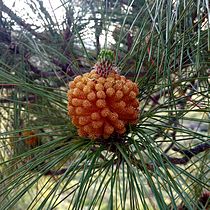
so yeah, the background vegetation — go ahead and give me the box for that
[0,0,209,209]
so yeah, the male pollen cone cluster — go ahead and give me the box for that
[67,49,140,139]
[22,130,38,146]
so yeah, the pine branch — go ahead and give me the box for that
[163,142,210,165]
[0,84,16,88]
[0,28,11,44]
[44,168,67,176]
[0,0,42,39]
[42,141,210,176]
[24,54,73,78]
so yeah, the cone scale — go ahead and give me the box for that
[67,49,139,139]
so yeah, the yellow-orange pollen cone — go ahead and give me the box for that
[22,131,38,145]
[67,49,139,139]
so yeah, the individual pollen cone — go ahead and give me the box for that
[22,130,38,146]
[67,49,140,139]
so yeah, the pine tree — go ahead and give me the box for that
[0,0,209,209]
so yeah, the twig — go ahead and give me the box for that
[0,28,11,44]
[0,1,42,39]
[0,84,17,88]
[24,53,76,79]
[172,142,210,158]
[127,31,133,52]
[164,142,175,154]
[142,142,210,172]
[164,142,210,165]
[44,168,67,176]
